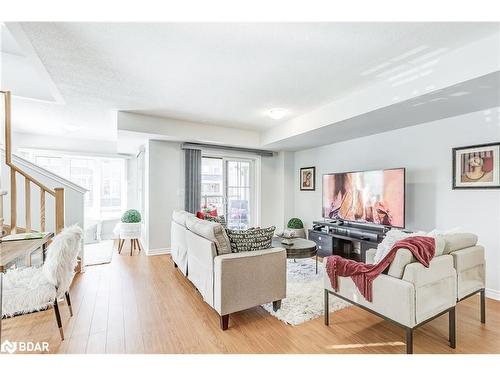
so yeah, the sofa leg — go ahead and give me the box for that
[324,289,329,326]
[480,289,486,324]
[449,307,456,349]
[173,261,178,268]
[405,328,413,354]
[272,300,282,312]
[220,314,229,330]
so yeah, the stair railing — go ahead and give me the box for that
[1,90,65,234]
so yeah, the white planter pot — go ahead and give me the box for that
[119,222,142,239]
[286,227,306,239]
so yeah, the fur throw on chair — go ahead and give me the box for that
[43,225,83,297]
[1,225,83,317]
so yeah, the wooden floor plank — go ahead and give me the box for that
[2,251,499,354]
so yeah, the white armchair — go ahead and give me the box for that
[1,225,83,340]
[324,249,457,354]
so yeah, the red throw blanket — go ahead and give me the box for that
[325,236,435,302]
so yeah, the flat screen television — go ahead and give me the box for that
[322,168,405,228]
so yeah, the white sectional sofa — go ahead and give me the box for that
[170,210,287,330]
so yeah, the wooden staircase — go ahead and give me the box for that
[0,90,65,236]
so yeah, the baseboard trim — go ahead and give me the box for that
[486,288,500,301]
[146,247,171,256]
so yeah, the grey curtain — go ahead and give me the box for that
[184,148,202,213]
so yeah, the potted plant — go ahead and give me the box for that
[286,218,306,239]
[119,209,142,240]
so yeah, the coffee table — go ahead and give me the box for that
[272,237,318,273]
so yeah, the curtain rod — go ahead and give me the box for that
[181,142,274,157]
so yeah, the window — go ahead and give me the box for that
[19,149,127,220]
[201,156,256,229]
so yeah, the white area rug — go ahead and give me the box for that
[262,258,350,325]
[84,240,114,266]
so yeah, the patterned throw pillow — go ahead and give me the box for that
[226,226,275,253]
[205,215,227,227]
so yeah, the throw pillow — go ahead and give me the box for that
[226,226,275,253]
[205,215,227,227]
[374,229,426,264]
[84,221,101,244]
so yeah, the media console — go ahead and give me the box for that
[308,220,386,262]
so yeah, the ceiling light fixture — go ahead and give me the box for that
[267,108,288,120]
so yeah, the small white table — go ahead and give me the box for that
[113,222,142,256]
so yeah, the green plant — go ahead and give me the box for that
[287,218,304,229]
[121,209,142,223]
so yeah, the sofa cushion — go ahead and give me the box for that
[185,216,232,255]
[440,233,478,254]
[172,210,194,227]
[226,226,275,253]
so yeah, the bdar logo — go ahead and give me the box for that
[1,340,17,354]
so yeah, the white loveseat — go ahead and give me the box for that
[170,210,287,330]
[323,236,457,354]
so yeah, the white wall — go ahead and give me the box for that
[260,151,295,232]
[13,132,118,155]
[144,140,184,254]
[293,108,500,298]
[118,112,261,149]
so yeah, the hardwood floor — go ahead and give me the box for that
[2,243,499,354]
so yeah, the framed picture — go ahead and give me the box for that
[300,167,316,191]
[452,142,500,189]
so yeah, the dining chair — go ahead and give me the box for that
[1,225,83,341]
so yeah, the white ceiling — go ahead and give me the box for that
[1,23,62,103]
[3,22,498,143]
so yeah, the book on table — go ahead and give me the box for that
[1,232,50,242]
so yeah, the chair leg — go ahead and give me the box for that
[65,291,73,317]
[273,300,281,312]
[406,328,413,354]
[324,289,329,326]
[449,307,456,349]
[480,289,486,324]
[220,314,229,330]
[54,299,64,341]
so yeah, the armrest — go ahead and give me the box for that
[186,231,218,306]
[402,254,456,287]
[450,245,484,271]
[365,248,377,264]
[402,255,456,324]
[214,248,287,315]
[450,246,485,299]
[323,262,416,327]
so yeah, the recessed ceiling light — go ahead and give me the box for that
[268,108,288,120]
